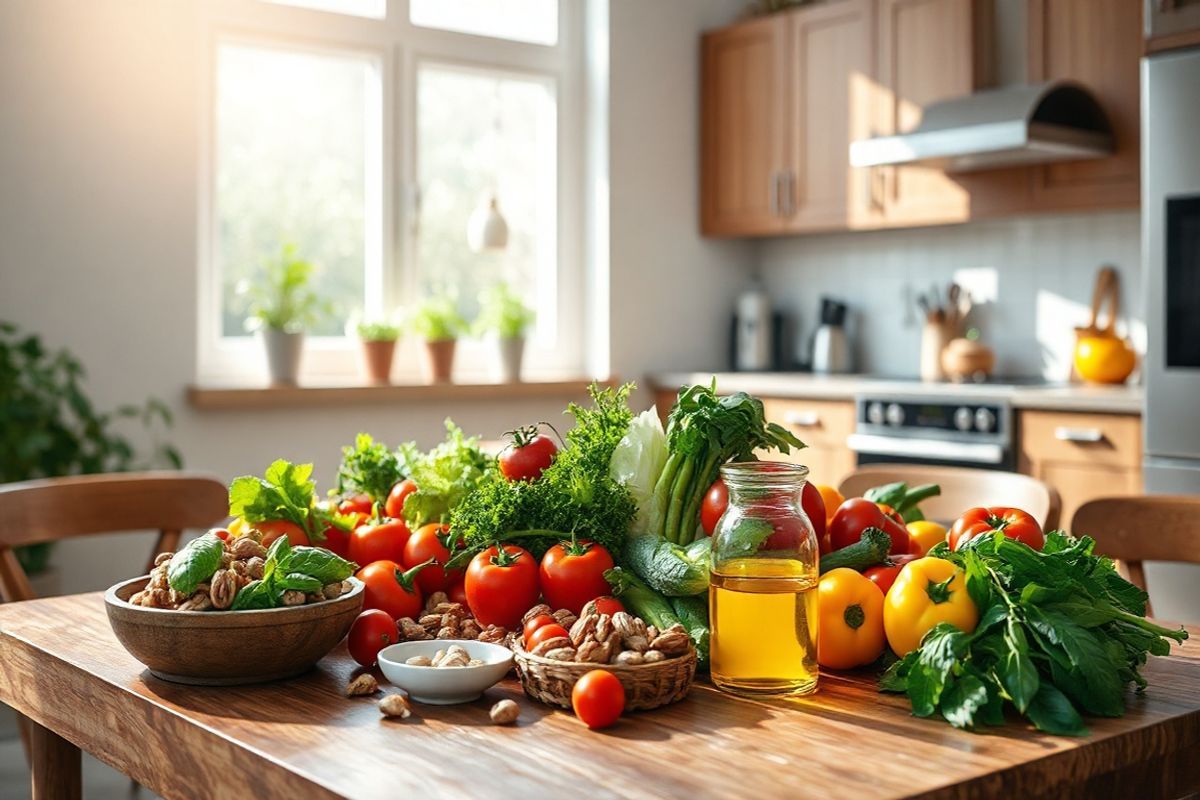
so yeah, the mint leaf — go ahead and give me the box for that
[166,532,224,595]
[279,546,356,584]
[939,672,991,730]
[279,573,322,593]
[908,624,969,717]
[1025,683,1087,736]
[231,579,280,610]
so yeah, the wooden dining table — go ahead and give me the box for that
[0,592,1198,800]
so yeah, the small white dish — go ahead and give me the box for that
[377,639,513,705]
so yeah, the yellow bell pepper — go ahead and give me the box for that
[905,520,947,556]
[883,557,978,657]
[817,568,886,669]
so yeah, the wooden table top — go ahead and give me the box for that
[1,592,1198,800]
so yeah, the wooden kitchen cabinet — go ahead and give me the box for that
[1026,0,1141,211]
[1018,410,1142,531]
[761,398,857,486]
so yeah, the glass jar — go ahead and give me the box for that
[708,461,819,697]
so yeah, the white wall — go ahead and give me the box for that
[0,0,752,594]
[758,210,1144,380]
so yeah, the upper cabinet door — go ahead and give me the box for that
[875,0,978,226]
[785,0,878,232]
[701,15,790,237]
[1027,0,1140,210]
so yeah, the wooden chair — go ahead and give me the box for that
[838,464,1062,531]
[1072,496,1200,616]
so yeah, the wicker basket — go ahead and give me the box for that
[512,640,697,711]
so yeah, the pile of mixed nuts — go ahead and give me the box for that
[521,603,691,666]
[394,591,510,644]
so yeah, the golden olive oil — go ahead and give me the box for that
[709,558,819,697]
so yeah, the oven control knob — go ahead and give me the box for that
[885,403,905,427]
[867,402,885,425]
[954,406,973,431]
[975,408,996,433]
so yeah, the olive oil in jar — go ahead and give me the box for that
[710,559,819,697]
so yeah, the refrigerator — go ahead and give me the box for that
[1141,46,1200,621]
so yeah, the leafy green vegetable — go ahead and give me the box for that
[228,528,357,610]
[278,546,357,584]
[167,532,225,595]
[403,420,491,529]
[670,593,711,668]
[334,433,406,505]
[278,573,323,593]
[863,481,941,523]
[880,531,1188,736]
[229,459,316,530]
[622,532,711,596]
[609,407,668,533]
[232,579,279,610]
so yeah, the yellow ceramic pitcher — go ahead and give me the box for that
[1074,266,1136,384]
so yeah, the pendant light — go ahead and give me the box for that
[467,79,509,254]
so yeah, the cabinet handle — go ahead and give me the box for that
[1054,426,1104,443]
[783,170,795,217]
[769,171,781,217]
[784,411,821,428]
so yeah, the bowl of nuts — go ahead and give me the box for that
[376,640,514,705]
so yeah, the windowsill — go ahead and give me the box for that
[186,377,614,410]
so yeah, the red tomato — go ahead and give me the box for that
[465,545,540,629]
[539,540,615,615]
[499,426,558,482]
[318,525,352,560]
[210,527,231,542]
[350,519,411,566]
[402,523,463,594]
[523,614,558,646]
[828,498,908,555]
[338,494,374,516]
[803,482,828,552]
[863,554,919,596]
[447,575,468,606]
[949,507,1045,551]
[590,596,625,617]
[356,559,428,620]
[384,478,418,520]
[700,478,729,536]
[527,623,569,650]
[347,609,399,667]
[572,669,625,730]
[256,520,309,548]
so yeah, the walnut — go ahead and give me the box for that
[346,673,379,696]
[129,591,150,606]
[219,552,234,568]
[168,588,188,606]
[209,569,238,610]
[306,592,326,603]
[434,602,467,620]
[153,552,173,567]
[580,598,602,618]
[643,650,665,663]
[646,625,659,640]
[569,615,597,647]
[246,557,266,580]
[576,639,610,663]
[531,636,571,657]
[436,626,458,640]
[424,591,449,613]
[281,590,306,607]
[148,566,169,591]
[477,625,507,644]
[544,647,577,661]
[231,537,268,560]
[615,650,645,666]
[595,613,613,643]
[460,619,481,639]
[135,587,171,608]
[612,612,650,652]
[378,694,411,719]
[551,609,578,631]
[405,655,433,666]
[649,630,691,656]
[522,603,553,624]
[398,617,431,641]
[489,699,520,724]
[321,580,343,598]
[419,614,443,635]
[178,592,213,612]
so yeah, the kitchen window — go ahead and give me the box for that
[196,0,584,384]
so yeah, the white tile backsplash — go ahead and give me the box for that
[758,210,1143,380]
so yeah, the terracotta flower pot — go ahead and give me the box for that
[495,336,525,383]
[360,339,397,385]
[260,329,304,385]
[422,339,456,384]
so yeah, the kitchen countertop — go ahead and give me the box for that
[650,372,1144,414]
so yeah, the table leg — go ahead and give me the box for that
[29,719,80,800]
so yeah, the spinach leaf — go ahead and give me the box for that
[939,672,990,730]
[1025,683,1088,736]
[231,579,280,610]
[908,624,969,717]
[278,546,356,584]
[166,532,224,595]
[278,573,322,593]
[997,615,1039,713]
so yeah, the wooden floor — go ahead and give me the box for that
[0,736,162,800]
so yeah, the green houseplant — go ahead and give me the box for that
[475,283,535,383]
[0,321,180,575]
[350,314,402,385]
[410,296,467,384]
[239,244,328,385]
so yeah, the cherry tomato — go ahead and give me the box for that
[356,559,430,620]
[863,554,920,596]
[828,498,907,555]
[802,482,828,553]
[499,426,558,482]
[465,545,540,629]
[338,494,374,516]
[447,575,468,606]
[700,478,729,536]
[255,520,309,548]
[572,669,625,730]
[403,523,463,594]
[539,540,615,615]
[384,478,418,520]
[210,527,231,542]
[523,614,558,646]
[527,623,570,650]
[347,609,399,667]
[950,507,1045,551]
[589,596,625,617]
[350,518,411,566]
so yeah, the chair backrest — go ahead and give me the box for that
[0,472,228,602]
[838,463,1062,531]
[1072,496,1200,609]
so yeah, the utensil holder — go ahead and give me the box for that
[920,321,948,381]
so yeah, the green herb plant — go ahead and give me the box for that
[402,421,492,530]
[352,316,402,342]
[410,295,467,342]
[880,531,1189,736]
[239,243,329,333]
[474,283,535,339]
[229,459,354,544]
[334,433,407,507]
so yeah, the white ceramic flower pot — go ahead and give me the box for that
[261,329,304,385]
[495,336,525,383]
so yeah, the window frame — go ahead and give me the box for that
[196,0,585,385]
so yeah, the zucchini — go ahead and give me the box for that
[819,527,892,574]
[604,567,682,632]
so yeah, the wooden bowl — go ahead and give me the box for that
[105,576,364,686]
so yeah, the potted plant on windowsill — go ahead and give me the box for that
[410,296,467,384]
[475,283,535,383]
[351,315,402,385]
[239,244,327,386]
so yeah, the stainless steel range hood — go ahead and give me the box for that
[849,81,1114,173]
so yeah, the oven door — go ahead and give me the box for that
[847,433,1014,471]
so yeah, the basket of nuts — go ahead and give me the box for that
[512,603,697,711]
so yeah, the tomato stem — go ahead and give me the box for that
[394,557,435,592]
